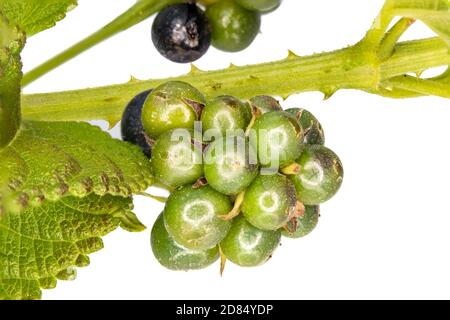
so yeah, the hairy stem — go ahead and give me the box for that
[21,37,450,126]
[0,15,24,148]
[378,18,415,61]
[22,0,182,87]
[385,75,450,98]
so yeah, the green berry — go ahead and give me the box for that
[204,136,258,195]
[286,108,325,145]
[151,213,219,270]
[198,0,220,6]
[242,174,297,231]
[201,95,252,140]
[250,95,282,115]
[252,111,303,169]
[164,185,232,250]
[282,205,320,238]
[221,216,281,267]
[150,129,203,188]
[290,145,344,205]
[142,81,205,139]
[235,0,281,12]
[206,0,261,52]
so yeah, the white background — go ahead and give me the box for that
[22,0,450,300]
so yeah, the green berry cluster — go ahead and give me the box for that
[121,80,343,272]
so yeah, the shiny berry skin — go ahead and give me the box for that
[152,3,211,63]
[199,0,220,6]
[242,174,297,231]
[150,129,203,188]
[206,0,261,52]
[290,145,344,205]
[235,0,281,12]
[282,205,320,238]
[220,216,281,267]
[120,90,152,157]
[201,95,252,140]
[151,213,219,271]
[142,81,205,139]
[250,95,282,115]
[286,108,325,145]
[204,136,258,195]
[164,185,232,250]
[252,111,304,169]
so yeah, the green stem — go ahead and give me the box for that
[138,192,168,203]
[0,15,25,148]
[220,191,245,221]
[363,1,395,49]
[21,37,450,126]
[21,0,183,87]
[378,18,415,61]
[384,75,450,98]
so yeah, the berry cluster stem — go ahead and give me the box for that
[21,0,183,87]
[21,37,450,127]
[0,15,24,148]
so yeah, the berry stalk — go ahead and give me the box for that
[21,0,183,87]
[21,37,450,127]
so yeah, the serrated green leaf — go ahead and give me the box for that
[0,121,152,214]
[0,193,139,300]
[0,0,77,36]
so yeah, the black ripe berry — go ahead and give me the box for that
[121,90,153,158]
[152,3,211,63]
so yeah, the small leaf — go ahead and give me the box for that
[0,0,77,36]
[0,193,140,300]
[0,121,153,214]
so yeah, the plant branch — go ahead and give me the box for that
[21,37,450,127]
[21,0,183,87]
[0,14,25,148]
[384,75,450,98]
[378,18,415,61]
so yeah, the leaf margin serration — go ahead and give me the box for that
[0,120,153,215]
[0,193,139,300]
[0,0,78,36]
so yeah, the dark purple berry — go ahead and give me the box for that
[152,3,211,63]
[121,90,153,158]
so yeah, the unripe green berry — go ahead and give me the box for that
[235,0,282,12]
[290,145,344,205]
[206,0,261,52]
[201,95,252,140]
[164,185,232,250]
[286,108,325,145]
[221,216,281,267]
[242,174,297,231]
[151,213,219,270]
[282,205,320,238]
[142,81,205,139]
[150,129,203,188]
[204,136,258,195]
